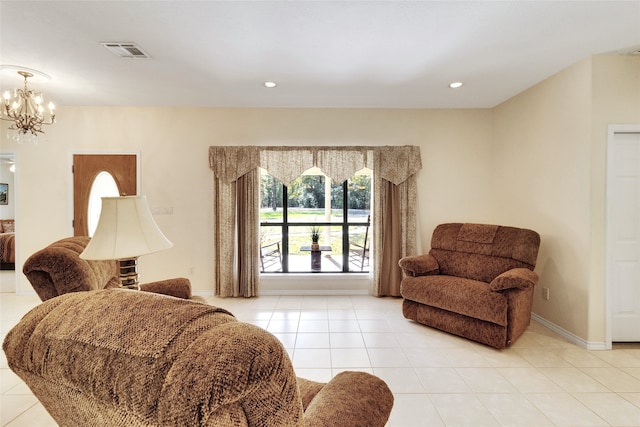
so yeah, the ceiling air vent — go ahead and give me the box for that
[101,42,150,59]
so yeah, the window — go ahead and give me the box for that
[87,171,120,236]
[260,167,372,273]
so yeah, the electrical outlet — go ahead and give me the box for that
[542,287,550,301]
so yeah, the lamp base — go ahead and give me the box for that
[118,258,140,290]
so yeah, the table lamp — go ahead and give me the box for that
[80,195,173,290]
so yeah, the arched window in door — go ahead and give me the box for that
[87,171,119,236]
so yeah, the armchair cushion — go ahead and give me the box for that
[490,268,539,292]
[402,275,508,326]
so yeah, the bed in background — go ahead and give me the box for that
[0,219,15,270]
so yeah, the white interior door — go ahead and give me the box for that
[608,130,640,342]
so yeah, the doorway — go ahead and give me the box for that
[73,154,139,236]
[606,125,640,346]
[0,152,16,292]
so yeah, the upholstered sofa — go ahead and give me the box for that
[3,289,394,426]
[399,223,540,349]
[23,236,194,301]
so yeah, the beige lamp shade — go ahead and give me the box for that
[80,196,173,261]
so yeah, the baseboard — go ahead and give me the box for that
[194,274,372,297]
[260,288,369,296]
[531,313,607,350]
[191,288,368,297]
[260,273,371,295]
[0,270,16,293]
[192,290,214,297]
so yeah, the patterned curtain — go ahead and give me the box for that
[259,146,373,185]
[372,146,421,296]
[209,147,260,297]
[209,145,421,297]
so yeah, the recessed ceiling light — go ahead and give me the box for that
[449,82,463,89]
[264,81,277,88]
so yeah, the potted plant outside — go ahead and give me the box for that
[310,225,321,251]
[309,225,322,271]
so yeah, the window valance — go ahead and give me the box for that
[209,145,421,185]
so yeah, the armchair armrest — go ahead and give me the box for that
[23,245,119,301]
[398,254,439,277]
[140,277,192,299]
[302,371,393,427]
[489,268,538,292]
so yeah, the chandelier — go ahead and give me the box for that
[1,70,56,144]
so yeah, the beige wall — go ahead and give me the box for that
[3,54,637,345]
[2,108,494,294]
[493,54,640,344]
[492,58,594,340]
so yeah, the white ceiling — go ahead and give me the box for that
[1,1,639,109]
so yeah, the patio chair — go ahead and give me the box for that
[349,215,370,271]
[260,240,282,272]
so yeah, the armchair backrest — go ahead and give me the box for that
[23,236,120,301]
[3,289,303,426]
[429,223,540,283]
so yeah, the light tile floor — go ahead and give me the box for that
[1,292,640,426]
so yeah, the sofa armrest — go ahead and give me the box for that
[490,268,538,292]
[140,277,192,299]
[303,371,393,427]
[398,254,439,277]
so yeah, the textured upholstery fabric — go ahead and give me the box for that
[402,275,508,326]
[3,290,394,427]
[0,219,15,233]
[490,268,539,291]
[23,236,194,301]
[400,223,540,348]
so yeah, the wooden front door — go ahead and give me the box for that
[73,154,137,236]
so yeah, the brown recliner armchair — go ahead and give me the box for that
[3,289,394,426]
[399,223,540,349]
[23,236,194,301]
